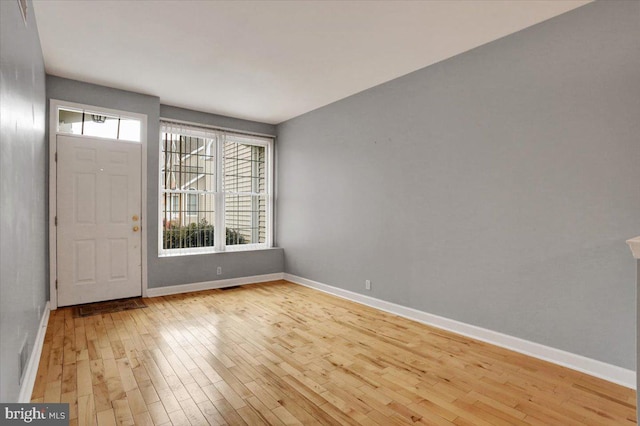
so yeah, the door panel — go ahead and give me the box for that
[74,240,96,283]
[57,134,142,307]
[75,173,96,223]
[108,238,129,280]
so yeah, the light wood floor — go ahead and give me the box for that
[32,280,636,425]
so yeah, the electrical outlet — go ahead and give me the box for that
[365,279,371,290]
[217,266,222,275]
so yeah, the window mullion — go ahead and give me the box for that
[214,135,226,251]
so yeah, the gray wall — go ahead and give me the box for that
[276,1,640,369]
[46,78,283,290]
[0,0,48,402]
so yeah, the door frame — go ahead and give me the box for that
[49,99,148,310]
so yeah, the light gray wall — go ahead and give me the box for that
[0,0,48,402]
[276,1,640,369]
[46,78,283,290]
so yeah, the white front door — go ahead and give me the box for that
[56,134,142,306]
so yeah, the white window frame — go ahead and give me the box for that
[171,194,181,215]
[186,189,198,218]
[158,119,274,256]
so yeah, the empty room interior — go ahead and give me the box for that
[1,0,640,424]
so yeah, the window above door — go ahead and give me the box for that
[57,106,142,142]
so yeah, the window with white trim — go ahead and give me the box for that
[160,121,273,255]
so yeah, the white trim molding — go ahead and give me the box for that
[146,273,285,298]
[49,99,149,308]
[158,121,275,257]
[284,273,636,389]
[18,302,51,403]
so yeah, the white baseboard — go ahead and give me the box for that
[284,273,636,389]
[18,301,51,403]
[146,273,285,297]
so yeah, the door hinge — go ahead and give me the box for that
[54,216,57,226]
[55,152,57,162]
[55,280,58,290]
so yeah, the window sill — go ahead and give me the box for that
[158,245,277,258]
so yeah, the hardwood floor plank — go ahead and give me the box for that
[61,390,78,421]
[196,400,227,426]
[245,395,287,425]
[138,380,160,405]
[245,380,281,410]
[201,383,225,404]
[77,394,96,426]
[404,402,457,426]
[96,409,116,426]
[112,398,135,426]
[61,361,77,394]
[131,411,154,426]
[87,359,105,407]
[213,380,247,410]
[116,358,137,393]
[236,404,270,426]
[179,397,210,425]
[156,387,182,414]
[211,397,249,426]
[166,409,191,426]
[165,374,192,402]
[32,281,636,425]
[146,401,171,425]
[44,378,62,403]
[125,388,148,415]
[318,400,369,425]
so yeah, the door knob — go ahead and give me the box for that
[132,215,139,221]
[133,225,140,232]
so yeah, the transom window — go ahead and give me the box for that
[159,120,273,255]
[57,106,141,142]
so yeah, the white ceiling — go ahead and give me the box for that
[33,1,590,125]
